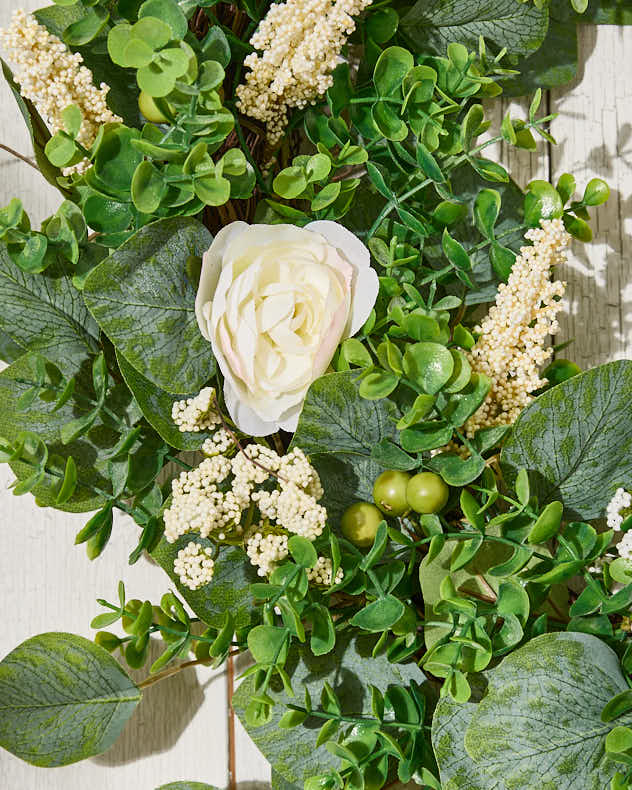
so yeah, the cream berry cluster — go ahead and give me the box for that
[173,541,216,591]
[172,387,222,433]
[465,218,570,436]
[236,0,372,144]
[0,10,121,175]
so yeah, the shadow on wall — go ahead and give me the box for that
[92,638,224,766]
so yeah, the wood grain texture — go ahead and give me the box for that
[0,5,630,788]
[550,25,632,368]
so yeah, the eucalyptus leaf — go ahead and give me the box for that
[0,632,140,766]
[152,540,258,628]
[501,361,632,519]
[290,371,399,523]
[84,218,214,394]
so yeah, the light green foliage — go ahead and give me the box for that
[432,633,632,788]
[0,632,140,766]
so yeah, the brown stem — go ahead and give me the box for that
[0,143,39,171]
[137,657,206,690]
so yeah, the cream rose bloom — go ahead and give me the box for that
[195,220,378,436]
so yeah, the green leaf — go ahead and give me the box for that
[473,189,500,239]
[583,178,610,206]
[139,0,188,39]
[63,7,109,46]
[373,46,414,96]
[131,161,167,213]
[401,0,547,58]
[290,371,399,523]
[248,625,288,665]
[152,541,258,628]
[435,632,632,789]
[0,632,140,766]
[84,218,214,394]
[116,352,212,451]
[233,633,423,786]
[528,500,563,543]
[403,342,454,395]
[288,536,318,569]
[157,783,219,790]
[0,246,98,375]
[501,361,632,520]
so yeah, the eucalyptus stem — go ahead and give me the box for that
[137,658,207,689]
[0,143,39,171]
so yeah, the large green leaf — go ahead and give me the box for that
[0,632,140,767]
[433,632,630,789]
[501,360,632,520]
[401,0,548,58]
[84,218,214,395]
[0,352,140,512]
[502,3,578,95]
[233,632,423,786]
[117,351,212,451]
[35,5,141,127]
[0,245,99,375]
[290,371,399,522]
[0,59,68,195]
[430,680,500,790]
[152,541,259,629]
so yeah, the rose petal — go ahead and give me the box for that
[305,220,378,337]
[223,377,278,437]
[195,221,248,340]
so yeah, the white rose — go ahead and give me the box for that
[195,220,378,436]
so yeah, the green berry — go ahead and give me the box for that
[406,472,449,514]
[341,502,383,548]
[373,470,411,516]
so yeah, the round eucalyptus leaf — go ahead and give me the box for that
[274,166,308,200]
[0,632,140,766]
[403,341,454,395]
[373,45,414,96]
[131,160,167,213]
[132,16,172,50]
[139,0,188,40]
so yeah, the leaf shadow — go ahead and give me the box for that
[92,638,217,766]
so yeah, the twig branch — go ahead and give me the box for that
[0,143,39,171]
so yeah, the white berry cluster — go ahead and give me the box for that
[465,219,570,437]
[173,541,215,590]
[617,532,632,566]
[0,10,121,175]
[202,427,235,456]
[172,387,222,433]
[164,443,327,577]
[236,0,372,144]
[163,455,239,543]
[246,532,289,577]
[607,488,632,531]
[307,556,344,586]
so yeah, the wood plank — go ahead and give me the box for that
[550,24,632,368]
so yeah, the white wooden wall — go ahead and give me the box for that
[0,4,631,787]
